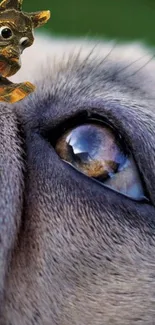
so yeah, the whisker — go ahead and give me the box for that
[81,42,118,78]
[76,43,98,65]
[65,40,99,72]
[79,41,117,68]
[102,41,118,63]
[131,54,155,76]
[117,54,148,74]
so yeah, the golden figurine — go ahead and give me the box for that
[0,0,50,103]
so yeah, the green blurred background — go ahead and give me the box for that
[23,0,155,45]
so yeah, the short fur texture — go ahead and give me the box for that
[0,34,155,324]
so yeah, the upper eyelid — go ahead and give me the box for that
[39,99,149,166]
[38,98,133,144]
[28,93,144,142]
[42,108,129,151]
[38,97,150,159]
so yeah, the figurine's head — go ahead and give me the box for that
[0,0,50,77]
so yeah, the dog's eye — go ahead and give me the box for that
[0,26,13,39]
[55,122,148,201]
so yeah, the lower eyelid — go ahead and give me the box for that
[104,157,146,201]
[61,159,148,203]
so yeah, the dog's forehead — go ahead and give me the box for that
[12,38,154,120]
[11,36,155,133]
[12,36,155,100]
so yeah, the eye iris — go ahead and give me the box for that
[1,28,12,39]
[54,121,148,201]
[56,124,126,180]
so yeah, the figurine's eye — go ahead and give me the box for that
[19,37,30,49]
[0,26,13,39]
[54,121,148,202]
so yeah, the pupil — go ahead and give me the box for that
[1,28,12,39]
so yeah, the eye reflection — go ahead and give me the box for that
[55,122,147,201]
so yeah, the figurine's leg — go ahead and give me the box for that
[0,76,35,103]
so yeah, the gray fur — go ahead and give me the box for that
[0,35,155,324]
